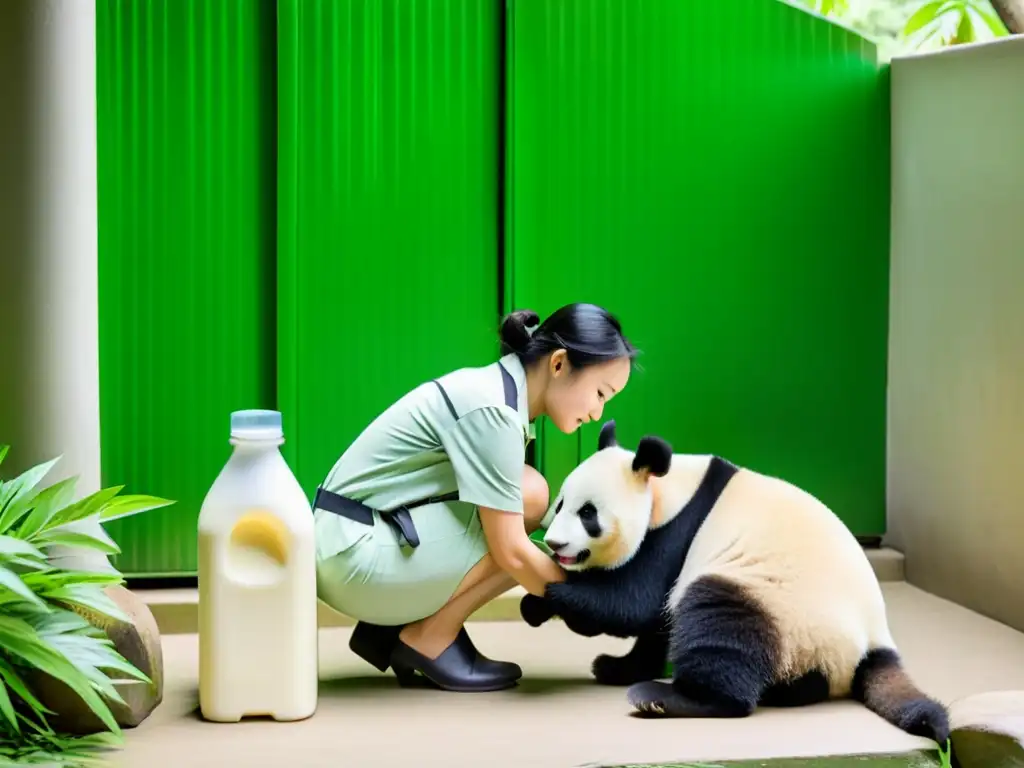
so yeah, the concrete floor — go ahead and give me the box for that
[102,582,1024,768]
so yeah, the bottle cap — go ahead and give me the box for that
[230,409,283,440]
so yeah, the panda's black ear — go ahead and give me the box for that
[632,436,672,478]
[597,419,617,451]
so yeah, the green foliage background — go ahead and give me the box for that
[796,0,1008,58]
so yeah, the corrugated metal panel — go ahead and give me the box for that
[96,0,278,575]
[507,0,890,534]
[277,0,504,494]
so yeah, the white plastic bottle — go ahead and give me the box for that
[197,409,318,722]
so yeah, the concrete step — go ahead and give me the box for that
[138,546,905,636]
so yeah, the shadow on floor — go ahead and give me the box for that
[177,673,601,721]
[318,673,599,697]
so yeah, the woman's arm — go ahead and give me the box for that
[479,506,565,596]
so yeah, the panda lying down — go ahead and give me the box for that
[520,420,948,746]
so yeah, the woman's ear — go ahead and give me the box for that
[632,436,672,481]
[549,348,568,377]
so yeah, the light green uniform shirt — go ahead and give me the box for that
[313,353,540,625]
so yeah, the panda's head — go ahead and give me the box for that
[542,420,673,571]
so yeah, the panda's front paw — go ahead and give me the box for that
[592,652,663,686]
[520,594,554,627]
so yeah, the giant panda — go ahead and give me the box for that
[520,419,949,746]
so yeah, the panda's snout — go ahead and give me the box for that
[546,539,568,553]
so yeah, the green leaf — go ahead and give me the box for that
[0,445,9,469]
[22,607,94,635]
[0,673,18,734]
[20,569,123,591]
[0,565,48,609]
[903,0,947,37]
[973,4,1009,36]
[44,631,150,689]
[0,456,62,534]
[0,658,53,718]
[45,486,124,531]
[0,615,121,736]
[0,535,44,562]
[0,719,121,766]
[27,610,150,705]
[13,476,79,541]
[939,737,953,768]
[98,493,175,522]
[35,529,121,557]
[955,9,976,42]
[43,583,132,624]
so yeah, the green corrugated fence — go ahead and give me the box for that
[97,0,889,576]
[96,0,278,576]
[276,0,505,495]
[506,0,891,535]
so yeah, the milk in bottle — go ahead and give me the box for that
[197,409,318,722]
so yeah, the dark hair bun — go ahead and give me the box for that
[500,309,541,355]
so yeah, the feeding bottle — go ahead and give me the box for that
[197,409,318,722]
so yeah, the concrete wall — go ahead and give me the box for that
[887,37,1024,631]
[0,0,101,495]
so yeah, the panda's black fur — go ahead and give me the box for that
[521,420,950,747]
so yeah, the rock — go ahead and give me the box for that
[950,690,1024,768]
[32,584,164,734]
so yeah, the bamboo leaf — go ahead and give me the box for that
[973,4,1009,36]
[14,476,79,541]
[0,675,18,734]
[0,565,48,609]
[0,535,44,561]
[46,486,124,530]
[903,0,947,37]
[0,456,62,533]
[20,569,123,591]
[44,583,132,624]
[956,9,975,42]
[35,530,121,557]
[0,658,53,717]
[98,494,175,522]
[0,616,121,736]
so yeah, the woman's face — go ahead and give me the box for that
[543,352,632,434]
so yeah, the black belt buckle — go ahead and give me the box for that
[383,506,420,548]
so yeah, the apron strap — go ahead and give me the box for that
[317,363,522,548]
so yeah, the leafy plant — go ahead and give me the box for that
[0,445,174,766]
[802,0,852,17]
[901,0,1008,47]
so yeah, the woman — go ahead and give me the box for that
[313,302,638,692]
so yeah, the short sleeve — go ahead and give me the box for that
[440,406,525,514]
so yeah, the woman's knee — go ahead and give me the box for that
[522,464,550,532]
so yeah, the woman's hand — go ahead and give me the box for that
[479,506,566,596]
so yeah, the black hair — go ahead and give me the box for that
[499,303,639,370]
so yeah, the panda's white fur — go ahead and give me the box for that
[547,442,891,698]
[531,420,949,744]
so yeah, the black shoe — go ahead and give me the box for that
[390,629,521,692]
[452,628,522,681]
[349,621,404,673]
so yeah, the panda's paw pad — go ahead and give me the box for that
[626,681,695,718]
[593,653,656,686]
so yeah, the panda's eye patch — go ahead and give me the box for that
[576,502,602,538]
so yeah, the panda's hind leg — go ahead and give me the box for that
[626,575,779,719]
[760,670,831,708]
